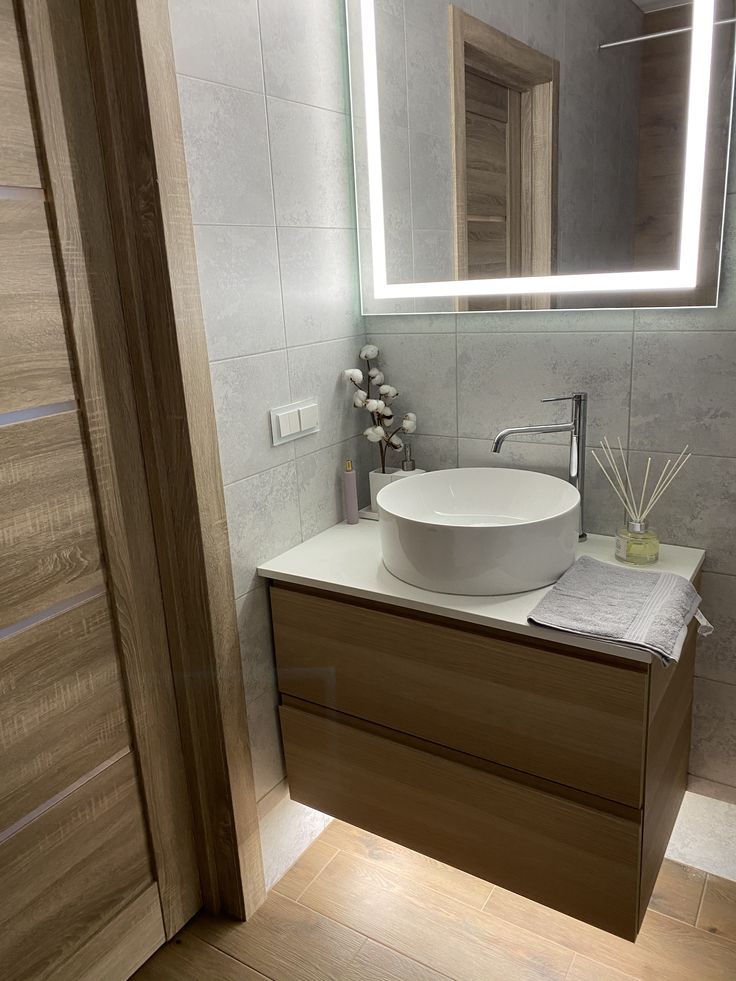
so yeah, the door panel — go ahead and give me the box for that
[0,0,41,185]
[0,0,201,973]
[0,198,75,412]
[0,754,153,981]
[0,595,130,829]
[0,411,104,627]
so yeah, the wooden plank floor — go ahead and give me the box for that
[135,820,736,980]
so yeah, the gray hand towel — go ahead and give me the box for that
[528,555,712,664]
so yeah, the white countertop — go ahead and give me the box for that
[258,521,705,664]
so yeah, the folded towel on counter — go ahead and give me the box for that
[528,555,713,665]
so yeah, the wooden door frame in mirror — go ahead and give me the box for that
[19,0,267,923]
[449,6,559,311]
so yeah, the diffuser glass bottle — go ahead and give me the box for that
[615,521,660,565]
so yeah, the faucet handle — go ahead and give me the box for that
[541,392,587,403]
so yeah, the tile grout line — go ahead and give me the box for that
[694,874,710,931]
[292,847,342,903]
[175,70,349,118]
[193,935,276,981]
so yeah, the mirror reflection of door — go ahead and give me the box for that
[450,7,559,310]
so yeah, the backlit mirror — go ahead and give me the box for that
[347,0,735,313]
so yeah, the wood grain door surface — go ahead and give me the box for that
[0,1,200,977]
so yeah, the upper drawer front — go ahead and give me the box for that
[271,586,649,806]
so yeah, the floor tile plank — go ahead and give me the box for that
[566,954,638,980]
[272,839,338,901]
[343,940,451,981]
[299,850,574,981]
[485,884,736,981]
[190,894,364,981]
[319,820,494,910]
[698,874,736,942]
[648,859,706,925]
[133,932,270,980]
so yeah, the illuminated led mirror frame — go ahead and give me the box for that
[358,0,716,300]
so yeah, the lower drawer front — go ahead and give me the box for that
[280,704,643,941]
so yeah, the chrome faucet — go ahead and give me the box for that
[491,392,588,541]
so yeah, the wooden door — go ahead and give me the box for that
[0,1,201,977]
[464,69,522,310]
[450,6,559,311]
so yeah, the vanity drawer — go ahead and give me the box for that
[271,586,649,806]
[280,702,643,940]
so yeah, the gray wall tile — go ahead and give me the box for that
[236,585,278,702]
[370,314,456,334]
[211,351,293,485]
[457,332,632,444]
[268,98,354,228]
[194,225,285,360]
[628,452,736,575]
[456,309,635,333]
[247,688,286,800]
[697,573,736,686]
[225,462,303,597]
[296,436,369,538]
[278,227,362,346]
[366,333,458,437]
[259,0,349,113]
[258,790,331,888]
[178,76,273,225]
[631,332,736,456]
[288,337,367,456]
[690,678,736,787]
[169,0,263,92]
[409,434,459,472]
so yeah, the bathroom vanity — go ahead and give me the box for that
[259,524,704,942]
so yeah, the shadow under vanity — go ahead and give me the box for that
[259,525,704,943]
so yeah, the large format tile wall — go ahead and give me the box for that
[168,0,372,887]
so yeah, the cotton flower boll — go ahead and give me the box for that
[402,417,417,433]
[389,435,404,450]
[369,369,385,385]
[364,426,385,443]
[365,399,385,413]
[404,412,416,422]
[343,368,363,384]
[360,344,379,360]
[353,390,368,408]
[379,384,398,398]
[377,403,393,417]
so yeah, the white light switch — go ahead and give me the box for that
[278,409,300,438]
[299,403,319,431]
[270,398,320,445]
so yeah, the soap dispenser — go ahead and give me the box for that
[395,444,426,480]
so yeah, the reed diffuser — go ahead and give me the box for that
[592,438,691,565]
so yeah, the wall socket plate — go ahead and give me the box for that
[270,397,320,446]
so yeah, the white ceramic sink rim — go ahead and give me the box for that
[376,468,580,596]
[377,467,580,529]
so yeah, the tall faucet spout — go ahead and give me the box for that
[492,423,574,453]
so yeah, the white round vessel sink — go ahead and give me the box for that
[377,468,579,595]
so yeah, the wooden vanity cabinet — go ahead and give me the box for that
[269,583,695,941]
